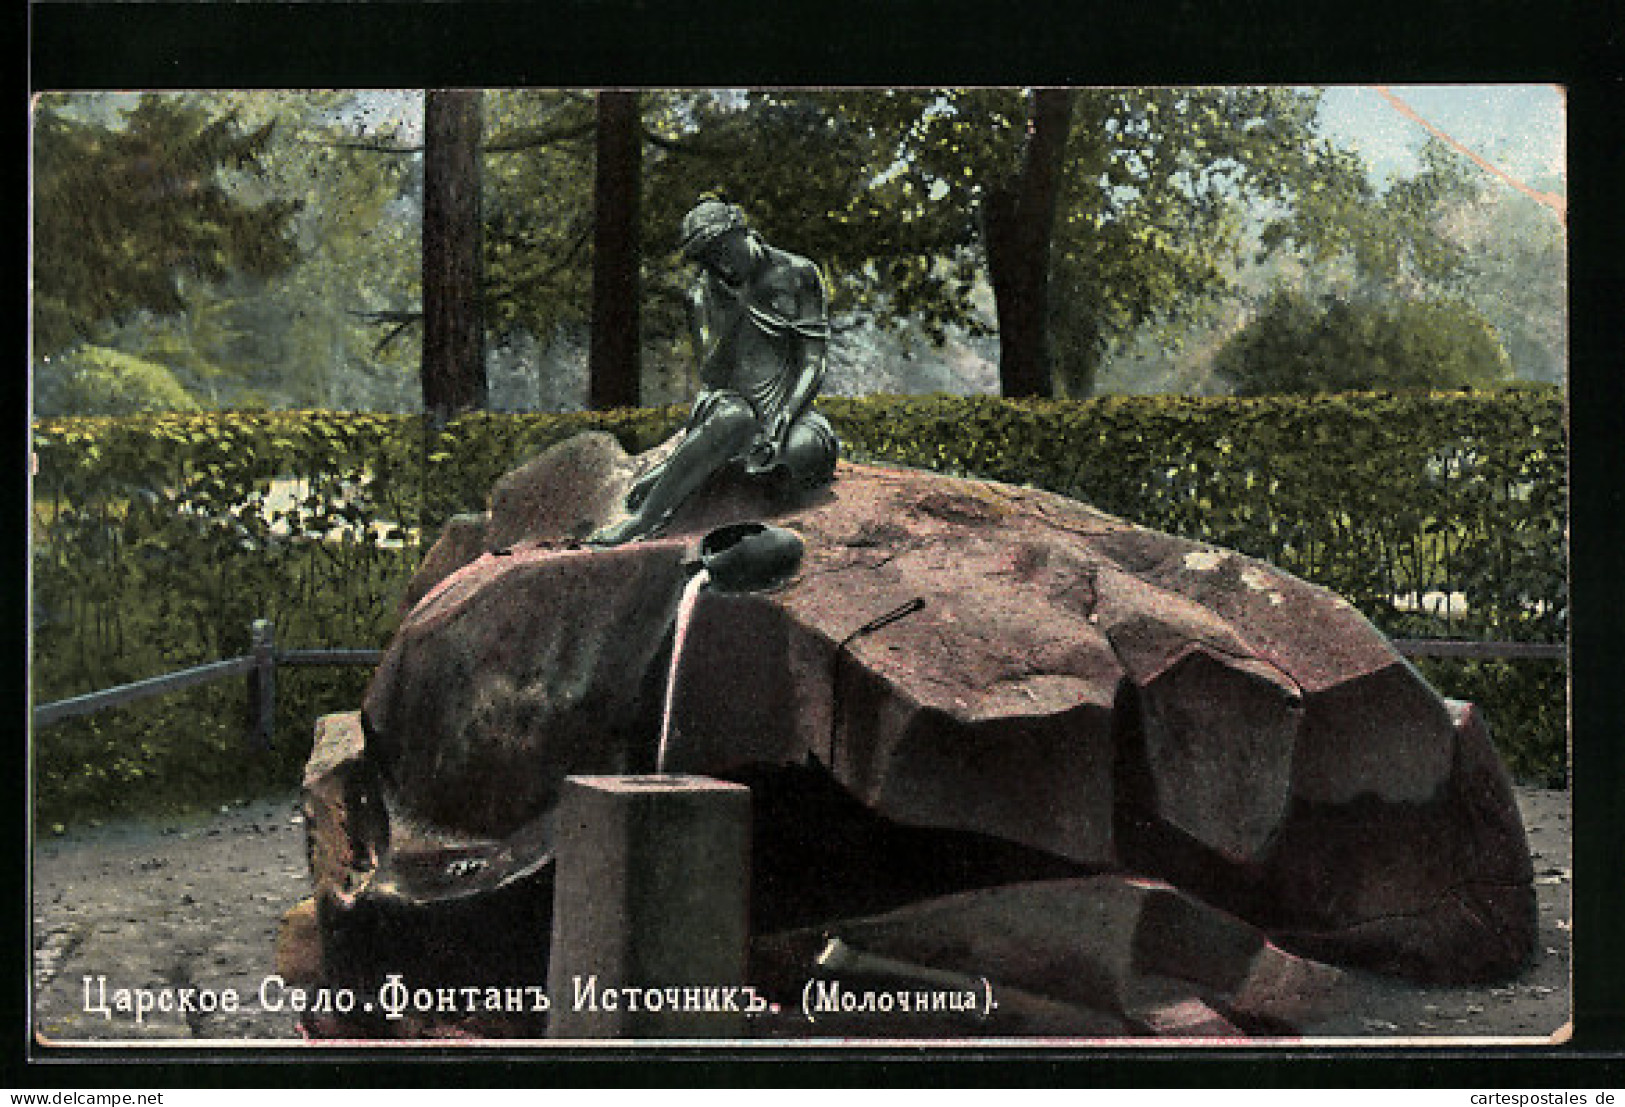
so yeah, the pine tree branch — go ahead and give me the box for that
[309,138,424,154]
[483,224,593,300]
[348,308,423,355]
[310,117,601,156]
[483,119,598,153]
[348,309,422,324]
[372,319,418,355]
[639,127,747,159]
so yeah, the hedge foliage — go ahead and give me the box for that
[31,388,1567,826]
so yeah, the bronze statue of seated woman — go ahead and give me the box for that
[589,201,840,546]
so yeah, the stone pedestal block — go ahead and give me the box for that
[546,775,751,1039]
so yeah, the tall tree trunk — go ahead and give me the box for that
[421,89,487,422]
[982,88,1075,399]
[588,90,642,410]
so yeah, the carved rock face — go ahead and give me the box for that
[360,431,1536,987]
[366,539,689,837]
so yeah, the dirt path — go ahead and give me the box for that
[32,792,311,1043]
[29,788,1572,1046]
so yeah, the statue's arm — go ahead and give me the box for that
[765,262,830,448]
[626,284,715,511]
[690,282,726,388]
[686,283,708,366]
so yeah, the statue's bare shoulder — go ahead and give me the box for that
[757,246,826,318]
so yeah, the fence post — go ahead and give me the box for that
[247,619,276,748]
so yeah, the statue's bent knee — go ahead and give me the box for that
[781,412,840,487]
[693,391,760,450]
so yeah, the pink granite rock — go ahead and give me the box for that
[355,432,1535,993]
[366,540,691,837]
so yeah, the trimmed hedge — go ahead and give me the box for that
[31,389,1567,826]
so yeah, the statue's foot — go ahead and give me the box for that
[585,511,668,547]
[584,516,642,547]
[625,467,663,512]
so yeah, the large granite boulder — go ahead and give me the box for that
[289,431,1536,1036]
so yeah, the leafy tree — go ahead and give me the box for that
[32,94,300,360]
[308,88,653,414]
[473,88,1394,402]
[632,91,882,397]
[686,89,1394,399]
[466,89,669,409]
[89,281,260,406]
[1264,137,1482,302]
[484,90,1525,405]
[982,89,1075,398]
[1441,181,1567,384]
[33,345,201,416]
[481,90,598,345]
[1208,135,1558,397]
[33,92,425,412]
[43,90,1532,416]
[1093,139,1502,397]
[1213,289,1513,395]
[478,90,871,408]
[250,91,424,410]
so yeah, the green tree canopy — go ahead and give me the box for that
[407,88,1502,405]
[661,89,1471,398]
[34,344,203,416]
[32,89,1555,415]
[1213,289,1514,395]
[1440,178,1567,384]
[481,90,598,343]
[34,92,426,411]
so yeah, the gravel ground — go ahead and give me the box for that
[29,788,1572,1047]
[32,792,312,1044]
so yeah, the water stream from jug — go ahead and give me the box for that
[655,567,710,773]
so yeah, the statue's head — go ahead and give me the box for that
[679,200,749,262]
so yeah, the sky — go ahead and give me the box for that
[56,83,1571,205]
[1316,84,1566,189]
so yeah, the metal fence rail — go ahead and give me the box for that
[277,649,386,668]
[1393,639,1566,661]
[31,620,384,746]
[33,656,260,729]
[31,620,1565,745]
